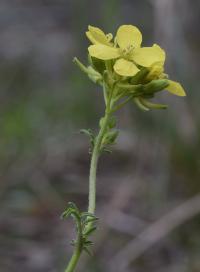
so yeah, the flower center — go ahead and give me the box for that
[120,44,134,59]
[106,33,113,42]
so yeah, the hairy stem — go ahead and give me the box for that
[88,111,110,213]
[65,219,82,272]
[88,83,114,214]
[64,85,113,272]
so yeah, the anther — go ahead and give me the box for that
[106,33,113,42]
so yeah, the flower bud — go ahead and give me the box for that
[143,79,169,94]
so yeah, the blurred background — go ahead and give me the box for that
[0,0,200,271]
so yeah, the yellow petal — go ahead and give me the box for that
[86,25,112,46]
[116,25,142,49]
[114,58,140,76]
[88,44,120,60]
[146,61,165,80]
[166,80,186,96]
[133,44,166,67]
[151,61,164,73]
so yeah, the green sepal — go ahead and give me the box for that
[73,57,102,84]
[87,66,102,84]
[89,55,106,75]
[130,68,149,84]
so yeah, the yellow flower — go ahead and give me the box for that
[86,26,113,46]
[147,63,186,96]
[87,25,165,77]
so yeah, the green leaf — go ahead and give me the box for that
[102,147,112,154]
[81,212,95,217]
[84,216,99,224]
[61,202,81,220]
[84,240,94,246]
[80,129,95,149]
[61,203,98,254]
[83,246,93,256]
[68,202,79,210]
[80,129,93,138]
[83,226,97,237]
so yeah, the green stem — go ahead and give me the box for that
[64,84,113,272]
[88,83,114,214]
[65,219,82,272]
[88,111,110,213]
[111,95,134,113]
[64,250,81,272]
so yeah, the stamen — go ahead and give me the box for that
[106,33,113,42]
